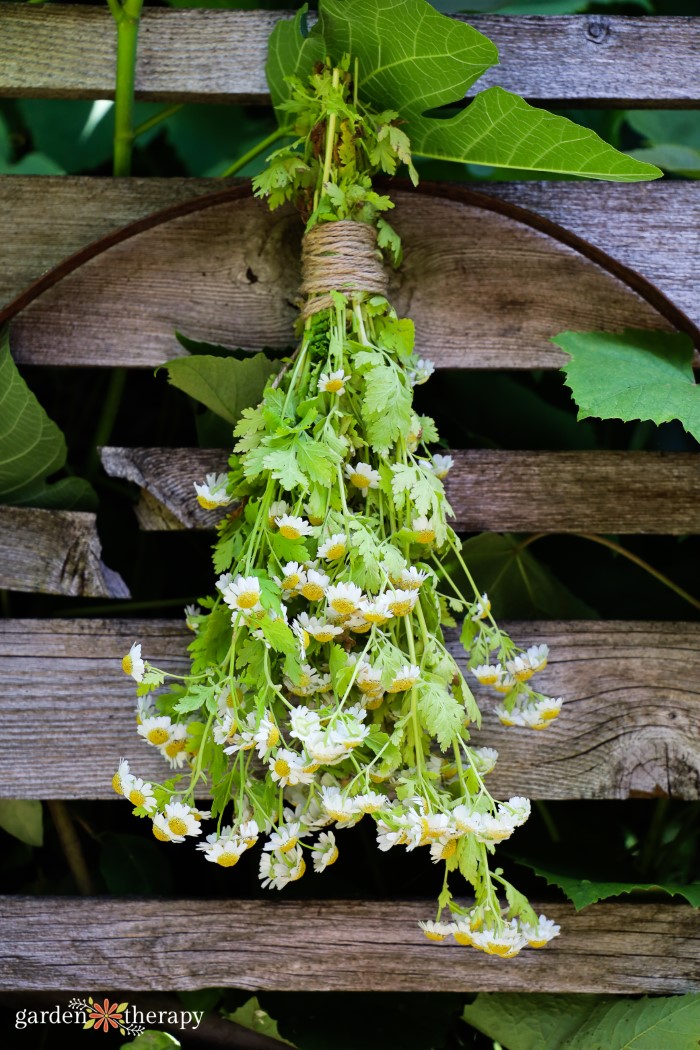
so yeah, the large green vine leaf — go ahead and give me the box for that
[267,0,661,181]
[0,326,96,510]
[161,352,279,425]
[554,329,700,442]
[519,859,700,910]
[463,992,700,1050]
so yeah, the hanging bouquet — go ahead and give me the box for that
[114,0,658,958]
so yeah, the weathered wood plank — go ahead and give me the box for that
[1,897,698,994]
[2,619,698,800]
[101,447,700,536]
[4,185,682,370]
[0,507,129,597]
[1,7,699,106]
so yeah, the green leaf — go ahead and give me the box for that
[0,328,95,509]
[258,616,298,655]
[521,860,700,911]
[463,992,700,1050]
[459,533,595,619]
[121,1033,181,1049]
[626,145,700,178]
[267,6,327,117]
[161,353,278,426]
[223,996,297,1047]
[0,800,43,847]
[555,329,700,443]
[625,110,700,152]
[416,681,463,750]
[316,0,660,181]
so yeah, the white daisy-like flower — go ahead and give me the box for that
[112,758,132,797]
[239,819,260,849]
[253,714,281,758]
[312,831,339,872]
[376,817,411,851]
[387,664,420,693]
[356,663,383,694]
[303,501,324,527]
[259,845,306,889]
[386,588,419,617]
[418,919,456,942]
[152,801,202,844]
[345,461,380,492]
[496,697,562,730]
[318,533,348,561]
[299,569,331,601]
[221,574,263,613]
[268,500,289,527]
[318,369,350,395]
[159,722,189,768]
[279,561,306,593]
[470,593,491,621]
[269,749,314,787]
[263,821,304,854]
[431,454,454,479]
[137,714,173,748]
[333,718,370,751]
[506,654,535,683]
[295,613,343,644]
[399,567,428,590]
[358,595,393,625]
[353,791,388,814]
[452,919,476,946]
[275,514,314,540]
[184,604,202,632]
[472,664,503,687]
[411,516,437,544]
[305,731,348,765]
[125,776,157,813]
[198,831,246,868]
[321,785,360,825]
[289,705,322,741]
[470,747,499,776]
[194,472,231,510]
[521,914,561,948]
[410,358,435,385]
[122,642,145,683]
[327,581,364,617]
[470,921,527,958]
[429,836,459,863]
[526,643,549,673]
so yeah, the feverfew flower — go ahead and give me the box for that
[269,749,314,787]
[159,722,189,768]
[197,828,246,867]
[318,533,348,561]
[318,369,350,395]
[411,516,436,544]
[125,777,157,813]
[268,500,289,527]
[472,664,503,687]
[327,581,363,617]
[321,786,360,825]
[431,454,454,479]
[410,358,435,385]
[470,921,527,958]
[112,758,133,797]
[295,614,342,644]
[521,914,561,948]
[418,920,455,942]
[388,664,420,693]
[353,791,388,814]
[470,593,491,621]
[386,588,418,617]
[526,643,549,673]
[152,802,202,844]
[279,561,305,593]
[275,514,314,540]
[137,714,172,748]
[222,575,263,613]
[194,472,231,510]
[358,595,392,626]
[122,642,145,683]
[399,567,428,590]
[312,831,339,872]
[300,569,330,601]
[345,461,380,492]
[289,705,322,741]
[259,845,306,889]
[253,714,281,758]
[264,822,304,854]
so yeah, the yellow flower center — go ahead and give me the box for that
[532,722,549,731]
[454,930,473,946]
[478,672,500,686]
[274,758,291,779]
[197,495,221,510]
[266,726,280,748]
[237,591,259,609]
[216,851,240,867]
[369,771,388,783]
[165,739,187,758]
[423,929,446,942]
[350,621,372,634]
[129,789,146,807]
[485,943,518,957]
[121,655,133,675]
[389,600,413,617]
[325,378,344,393]
[290,858,306,882]
[303,761,321,774]
[147,727,170,746]
[415,529,436,545]
[330,597,356,616]
[112,773,123,796]
[325,846,339,866]
[439,838,457,859]
[349,472,370,489]
[280,837,298,853]
[475,602,491,620]
[168,817,189,836]
[325,543,345,560]
[282,574,300,590]
[313,629,336,643]
[301,582,325,601]
[389,677,416,693]
[542,708,559,720]
[528,938,547,948]
[152,824,170,842]
[308,514,323,526]
[363,610,389,624]
[280,524,301,539]
[514,667,533,682]
[364,694,384,710]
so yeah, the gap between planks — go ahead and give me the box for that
[1,8,699,106]
[100,447,700,536]
[1,618,699,800]
[0,897,698,994]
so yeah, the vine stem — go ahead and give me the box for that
[518,532,700,612]
[219,126,289,179]
[109,0,144,176]
[47,801,95,895]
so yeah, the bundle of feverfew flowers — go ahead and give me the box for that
[114,31,565,959]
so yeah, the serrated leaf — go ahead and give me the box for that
[0,327,95,509]
[316,0,660,181]
[361,364,412,451]
[258,617,298,655]
[0,800,43,847]
[555,329,700,442]
[223,997,297,1047]
[416,681,463,750]
[521,859,700,911]
[161,353,278,426]
[463,992,700,1050]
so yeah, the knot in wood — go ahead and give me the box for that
[299,220,388,319]
[585,16,611,44]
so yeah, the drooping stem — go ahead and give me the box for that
[109,0,144,176]
[219,125,290,179]
[47,801,95,895]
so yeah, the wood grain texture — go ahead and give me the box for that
[2,619,698,800]
[1,7,699,106]
[100,447,700,536]
[5,187,678,370]
[0,507,129,597]
[1,897,698,993]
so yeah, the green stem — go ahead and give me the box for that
[47,801,94,895]
[110,0,144,177]
[132,103,183,141]
[87,367,127,478]
[218,126,289,179]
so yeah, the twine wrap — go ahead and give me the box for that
[299,220,388,319]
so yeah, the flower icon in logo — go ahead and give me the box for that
[84,998,128,1034]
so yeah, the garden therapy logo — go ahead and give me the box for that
[14,996,204,1033]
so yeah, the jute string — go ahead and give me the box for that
[299,220,388,319]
